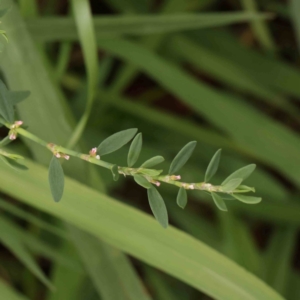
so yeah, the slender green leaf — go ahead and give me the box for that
[176,187,187,209]
[27,13,272,42]
[134,175,151,189]
[127,133,142,167]
[68,0,99,148]
[48,156,64,202]
[221,178,243,192]
[0,79,14,123]
[147,187,168,228]
[290,0,300,53]
[111,164,119,181]
[140,156,164,168]
[232,194,262,204]
[211,192,227,211]
[169,141,196,175]
[205,148,221,182]
[98,128,138,156]
[222,164,256,185]
[0,136,11,148]
[70,226,152,300]
[0,279,29,300]
[0,218,54,289]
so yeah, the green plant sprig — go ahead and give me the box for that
[0,82,262,228]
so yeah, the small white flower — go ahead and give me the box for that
[55,153,61,158]
[9,133,16,140]
[189,184,195,190]
[96,155,100,160]
[64,155,70,160]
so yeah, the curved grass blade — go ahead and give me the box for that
[140,156,164,168]
[169,141,196,175]
[0,158,285,300]
[205,148,221,182]
[211,192,227,211]
[67,0,99,148]
[222,164,256,185]
[176,187,187,209]
[0,218,54,290]
[134,175,151,189]
[221,178,243,192]
[232,194,262,204]
[147,187,168,228]
[127,133,142,167]
[98,128,137,156]
[48,156,64,202]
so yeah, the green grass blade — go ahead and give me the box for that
[0,158,284,300]
[68,0,99,148]
[290,0,300,53]
[0,217,54,290]
[70,226,152,300]
[26,13,272,42]
[0,279,29,300]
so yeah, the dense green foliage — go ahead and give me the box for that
[0,0,299,299]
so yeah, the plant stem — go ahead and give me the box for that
[6,126,253,195]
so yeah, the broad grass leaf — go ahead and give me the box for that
[98,128,137,155]
[169,141,196,175]
[147,187,168,228]
[48,156,64,202]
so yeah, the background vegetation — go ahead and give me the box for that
[0,0,300,299]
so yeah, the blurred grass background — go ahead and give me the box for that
[1,0,300,299]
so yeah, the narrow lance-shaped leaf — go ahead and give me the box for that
[0,80,14,123]
[138,169,163,177]
[211,192,227,211]
[134,175,151,189]
[111,164,119,181]
[169,141,197,175]
[233,194,262,204]
[177,187,187,209]
[127,133,142,167]
[147,187,168,228]
[97,128,137,156]
[222,164,256,185]
[48,156,65,202]
[221,178,243,192]
[205,149,221,182]
[140,156,164,168]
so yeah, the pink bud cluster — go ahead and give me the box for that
[55,152,70,160]
[89,147,100,160]
[9,121,23,140]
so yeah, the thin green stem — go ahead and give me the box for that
[0,124,254,195]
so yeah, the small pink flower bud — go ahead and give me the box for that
[9,133,16,140]
[15,121,23,126]
[55,153,61,158]
[170,175,181,180]
[96,155,100,160]
[155,181,161,187]
[89,147,97,156]
[64,155,70,160]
